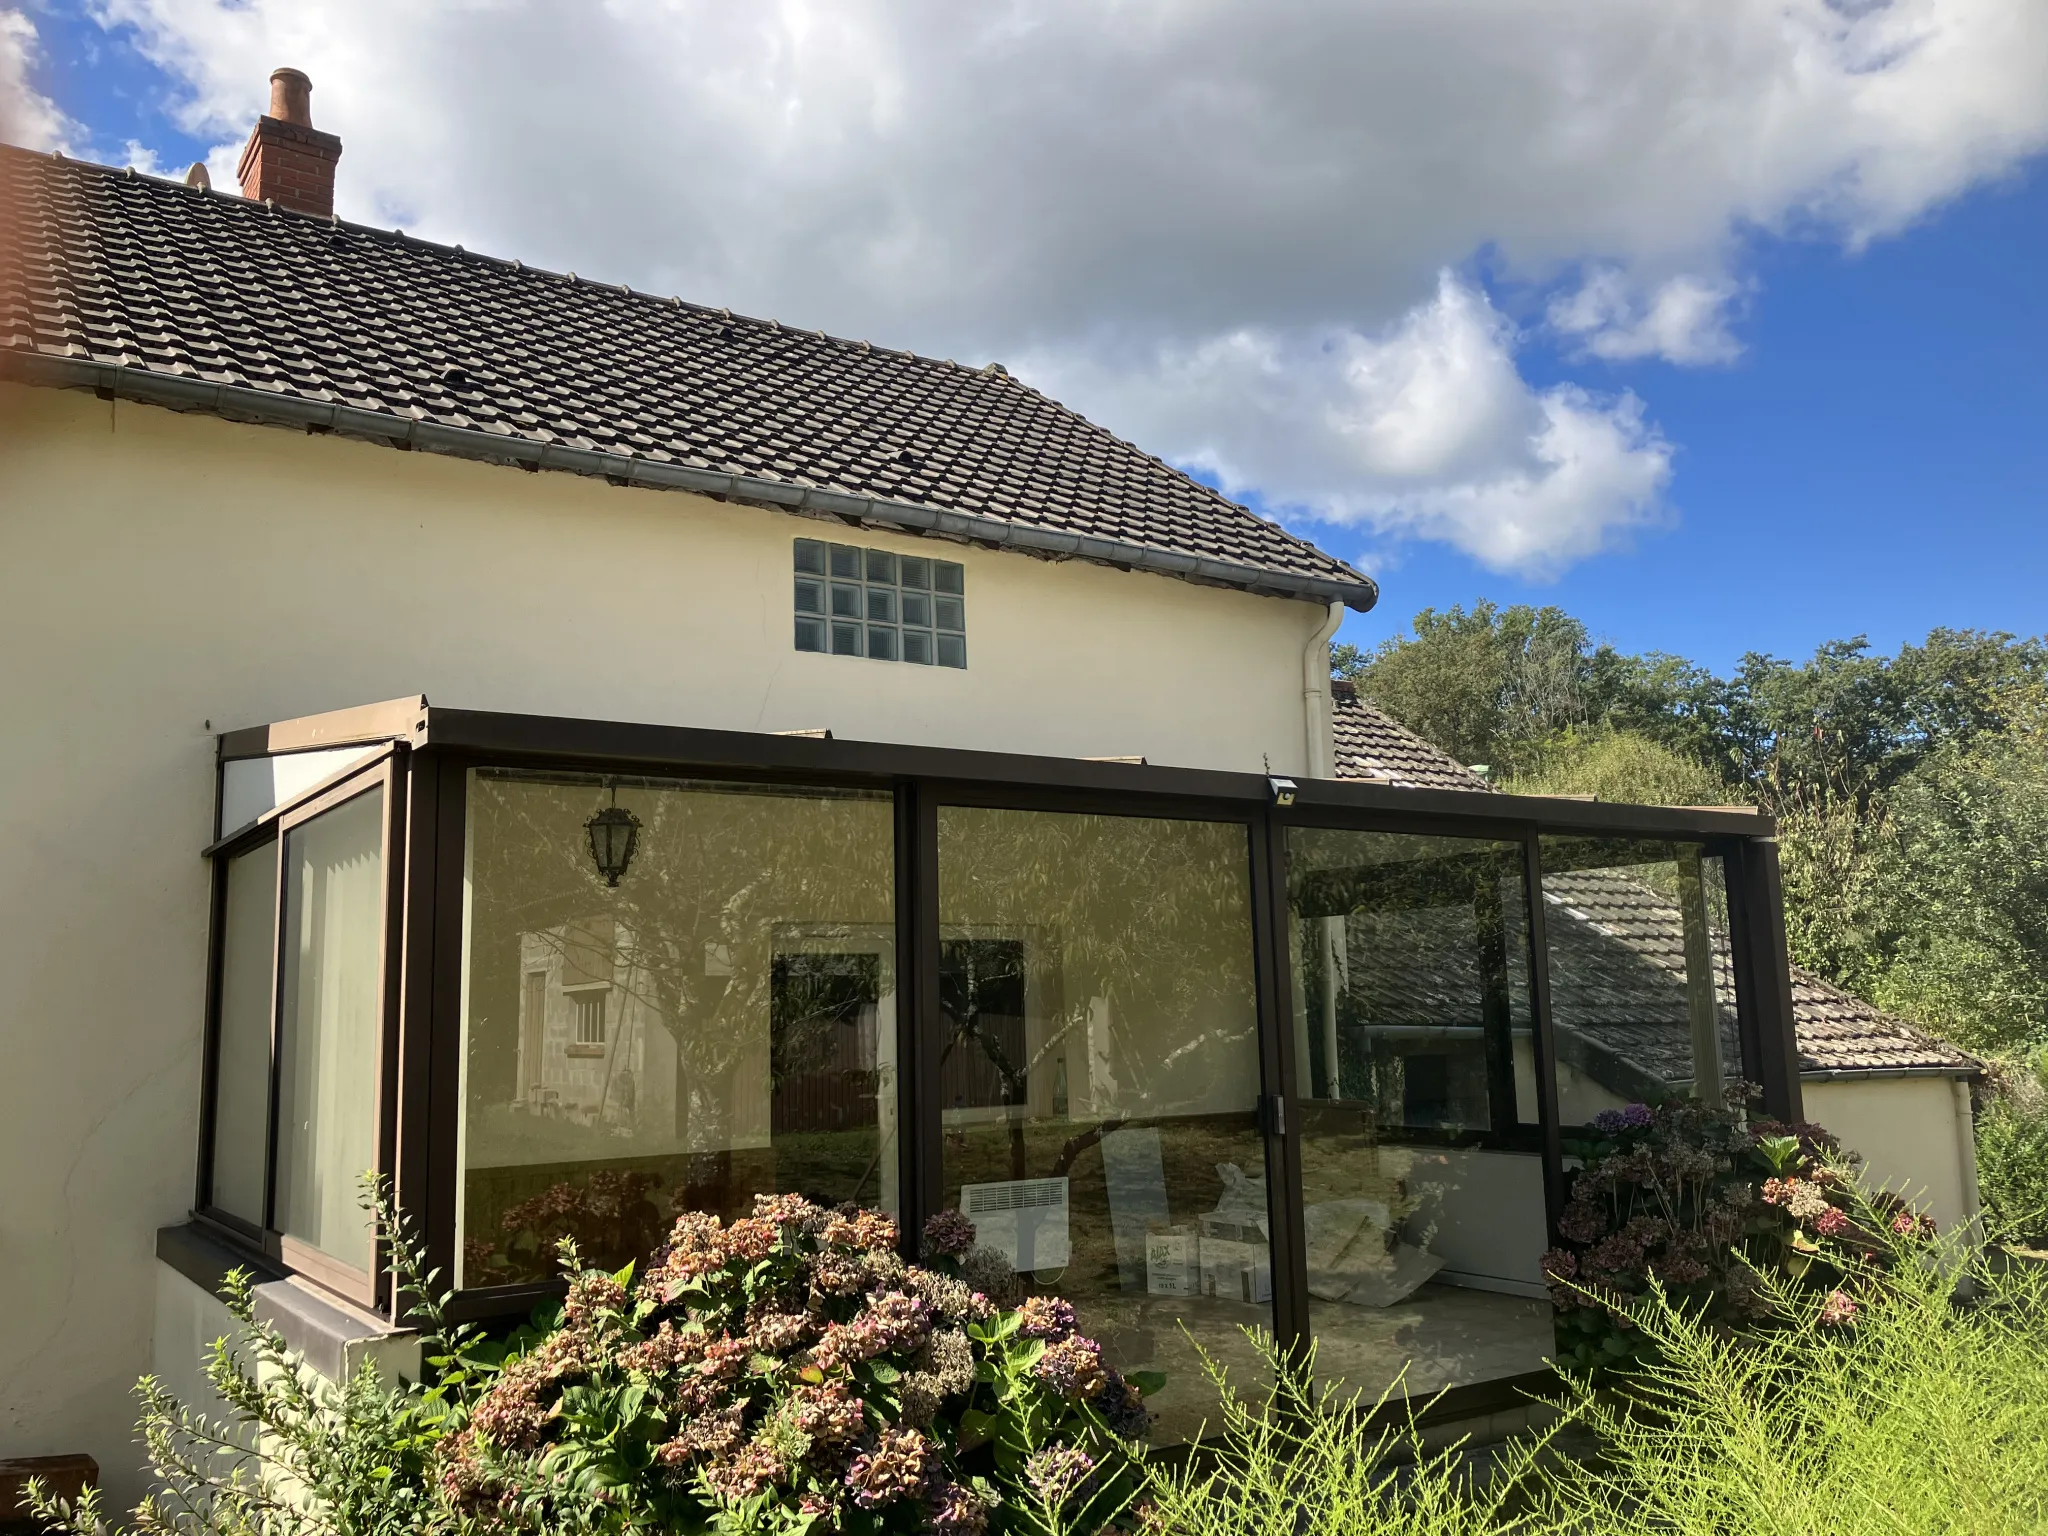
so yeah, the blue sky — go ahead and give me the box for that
[1323,167,2048,673]
[14,2,2047,679]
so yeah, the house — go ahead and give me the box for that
[2,72,1811,1492]
[1330,679,1985,1234]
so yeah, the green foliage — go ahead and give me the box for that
[1503,727,1734,807]
[1150,1199,2048,1536]
[1340,615,2048,1055]
[1335,602,1606,772]
[1137,1334,1554,1536]
[1539,1195,2048,1535]
[1548,1095,1846,1374]
[1864,716,2048,1052]
[26,1178,483,1536]
[1977,1049,2048,1249]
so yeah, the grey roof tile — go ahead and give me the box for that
[0,145,1371,604]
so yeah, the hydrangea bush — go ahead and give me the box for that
[1543,1088,1937,1372]
[441,1195,1154,1535]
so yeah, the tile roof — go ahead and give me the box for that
[1325,688,1981,1081]
[1329,681,1492,791]
[0,145,1375,610]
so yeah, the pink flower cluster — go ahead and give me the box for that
[449,1191,1119,1535]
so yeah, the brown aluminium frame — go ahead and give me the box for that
[199,699,1800,1365]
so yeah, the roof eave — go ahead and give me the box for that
[1799,1063,1984,1083]
[5,351,1380,614]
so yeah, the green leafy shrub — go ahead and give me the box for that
[1540,1188,2048,1534]
[1977,1048,2048,1248]
[27,1187,478,1536]
[1545,1092,1924,1373]
[1136,1335,1554,1536]
[441,1196,1153,1535]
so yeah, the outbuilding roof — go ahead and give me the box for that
[0,144,1376,611]
[1327,685,1981,1081]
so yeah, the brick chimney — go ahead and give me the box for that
[236,68,341,217]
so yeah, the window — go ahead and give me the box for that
[793,539,965,667]
[571,992,607,1048]
[199,756,396,1303]
[274,787,387,1274]
[1285,827,1551,1403]
[936,806,1266,1445]
[1538,837,1739,1123]
[208,841,278,1228]
[457,770,897,1288]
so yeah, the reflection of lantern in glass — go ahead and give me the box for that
[585,786,641,887]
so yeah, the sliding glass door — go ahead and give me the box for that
[1283,826,1554,1402]
[934,805,1268,1444]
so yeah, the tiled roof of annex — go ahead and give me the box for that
[1325,685,1981,1081]
[0,144,1375,610]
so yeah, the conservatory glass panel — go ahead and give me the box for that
[458,770,896,1287]
[1537,838,1740,1125]
[274,787,386,1271]
[209,840,278,1226]
[1286,827,1553,1402]
[935,806,1267,1445]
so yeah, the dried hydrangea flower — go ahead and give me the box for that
[923,1329,975,1396]
[745,1308,815,1353]
[1025,1444,1098,1510]
[562,1270,627,1325]
[823,1207,900,1252]
[619,1319,710,1376]
[904,1268,992,1326]
[787,1381,867,1450]
[921,1208,977,1259]
[844,1427,935,1509]
[927,1479,992,1536]
[958,1245,1023,1306]
[1033,1335,1108,1399]
[1556,1200,1607,1244]
[1015,1295,1077,1340]
[702,1440,785,1503]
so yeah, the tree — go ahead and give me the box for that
[1503,729,1736,808]
[1336,609,2048,1057]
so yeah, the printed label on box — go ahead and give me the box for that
[1145,1226,1198,1296]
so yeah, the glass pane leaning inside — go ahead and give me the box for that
[1537,836,1740,1122]
[1285,827,1553,1403]
[274,786,387,1273]
[458,770,898,1287]
[934,806,1268,1445]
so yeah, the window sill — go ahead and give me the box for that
[156,1222,418,1386]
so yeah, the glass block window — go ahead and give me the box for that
[794,539,966,667]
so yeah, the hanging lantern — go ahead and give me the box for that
[585,788,641,887]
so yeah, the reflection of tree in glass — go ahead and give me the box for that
[465,771,892,1201]
[935,809,1259,1142]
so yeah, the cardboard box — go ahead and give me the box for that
[1199,1236,1273,1305]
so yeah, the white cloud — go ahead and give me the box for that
[1549,269,1746,365]
[71,0,2048,575]
[1029,274,1672,575]
[0,8,74,151]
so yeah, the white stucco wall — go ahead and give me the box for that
[1800,1075,1978,1239]
[0,382,1330,1501]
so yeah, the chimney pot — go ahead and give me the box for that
[269,68,314,127]
[238,67,341,217]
